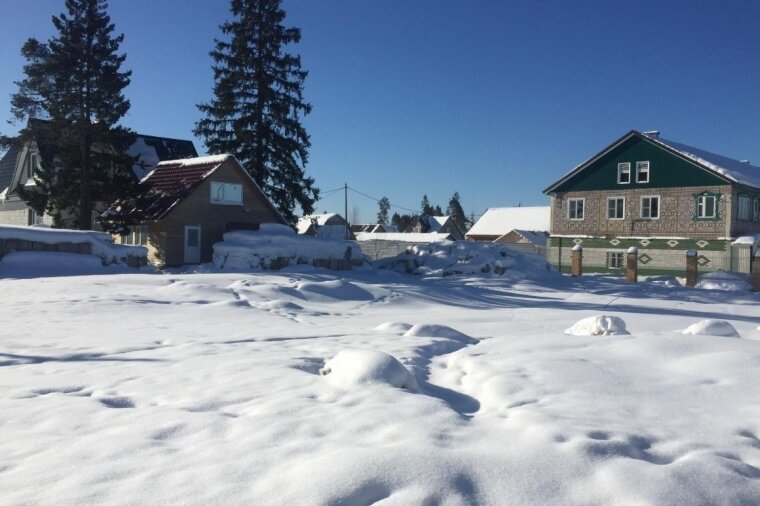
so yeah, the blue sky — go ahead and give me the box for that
[1,0,759,222]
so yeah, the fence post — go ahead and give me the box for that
[626,246,638,283]
[686,249,698,288]
[571,244,583,277]
[751,250,760,292]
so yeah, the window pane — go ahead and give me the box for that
[651,198,658,218]
[706,196,715,217]
[226,184,242,203]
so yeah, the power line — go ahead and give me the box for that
[347,186,418,214]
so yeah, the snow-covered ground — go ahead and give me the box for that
[1,263,759,505]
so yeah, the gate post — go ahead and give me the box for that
[571,244,583,277]
[686,249,698,288]
[626,246,638,283]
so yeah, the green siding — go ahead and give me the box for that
[552,135,727,192]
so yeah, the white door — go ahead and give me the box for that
[184,225,201,264]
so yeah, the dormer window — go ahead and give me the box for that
[617,163,631,184]
[636,161,650,183]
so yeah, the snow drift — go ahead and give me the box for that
[565,315,630,336]
[320,350,418,390]
[374,240,554,279]
[682,319,741,338]
[212,224,366,271]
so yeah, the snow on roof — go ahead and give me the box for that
[646,134,760,189]
[467,207,550,237]
[355,232,453,243]
[426,216,450,231]
[510,229,548,246]
[157,154,232,168]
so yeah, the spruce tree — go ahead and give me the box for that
[447,192,467,232]
[377,196,390,225]
[195,0,317,222]
[420,195,433,217]
[11,0,134,230]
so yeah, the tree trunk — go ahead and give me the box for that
[79,124,92,230]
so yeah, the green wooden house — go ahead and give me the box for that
[543,130,760,275]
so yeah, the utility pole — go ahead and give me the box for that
[344,183,349,239]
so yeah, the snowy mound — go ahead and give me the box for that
[0,251,143,279]
[565,315,630,336]
[374,322,413,333]
[695,271,751,291]
[320,350,418,390]
[682,319,740,338]
[212,225,365,271]
[295,279,374,301]
[403,324,477,343]
[374,240,554,280]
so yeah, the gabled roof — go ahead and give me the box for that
[508,229,548,246]
[466,206,550,237]
[0,145,21,194]
[544,130,760,194]
[104,154,286,223]
[23,118,198,182]
[647,135,760,189]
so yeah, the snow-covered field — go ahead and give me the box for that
[1,262,759,505]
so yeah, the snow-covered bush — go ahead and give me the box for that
[374,240,552,278]
[565,315,629,336]
[320,349,418,390]
[682,319,740,338]
[213,224,366,271]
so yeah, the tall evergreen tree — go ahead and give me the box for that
[11,0,135,230]
[447,192,467,232]
[195,0,318,222]
[420,194,433,217]
[377,196,390,225]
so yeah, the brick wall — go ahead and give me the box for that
[550,184,733,239]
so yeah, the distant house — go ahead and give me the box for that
[296,213,354,240]
[351,223,396,234]
[104,154,287,267]
[0,118,198,228]
[466,206,550,244]
[403,215,464,240]
[543,130,760,274]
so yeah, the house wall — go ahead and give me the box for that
[550,185,733,239]
[547,236,732,275]
[730,186,760,237]
[157,159,284,267]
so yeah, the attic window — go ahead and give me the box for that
[28,153,39,179]
[617,163,631,184]
[210,182,243,205]
[636,161,650,183]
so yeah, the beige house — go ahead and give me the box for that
[105,154,286,267]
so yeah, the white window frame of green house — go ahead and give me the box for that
[640,195,660,219]
[123,225,148,246]
[210,181,243,205]
[607,251,624,269]
[617,162,631,184]
[696,194,717,219]
[568,198,585,220]
[607,196,625,220]
[636,161,650,183]
[737,194,752,221]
